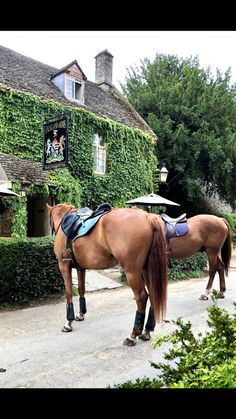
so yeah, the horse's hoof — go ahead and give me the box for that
[75,314,84,321]
[123,337,136,346]
[199,295,208,300]
[138,331,151,341]
[216,293,225,299]
[61,325,72,332]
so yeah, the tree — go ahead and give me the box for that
[122,54,236,213]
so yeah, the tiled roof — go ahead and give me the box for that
[0,45,153,134]
[0,152,49,186]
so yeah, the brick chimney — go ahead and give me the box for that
[95,49,114,91]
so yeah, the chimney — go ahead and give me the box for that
[95,49,114,91]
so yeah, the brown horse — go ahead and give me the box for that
[160,214,232,300]
[47,203,168,346]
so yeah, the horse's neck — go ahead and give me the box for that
[53,207,70,234]
[54,228,68,258]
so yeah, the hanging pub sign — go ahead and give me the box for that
[43,115,68,169]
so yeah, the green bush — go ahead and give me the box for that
[0,236,64,305]
[168,252,207,280]
[114,293,236,388]
[120,252,207,283]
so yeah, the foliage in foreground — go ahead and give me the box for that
[114,292,236,388]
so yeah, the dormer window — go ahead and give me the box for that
[50,60,86,104]
[66,75,82,100]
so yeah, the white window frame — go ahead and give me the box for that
[93,134,106,175]
[65,74,81,101]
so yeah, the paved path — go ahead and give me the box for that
[72,268,123,292]
[0,263,235,388]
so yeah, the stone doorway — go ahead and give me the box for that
[27,196,54,237]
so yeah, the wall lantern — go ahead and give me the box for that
[159,163,169,183]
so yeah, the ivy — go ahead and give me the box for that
[47,168,81,206]
[0,84,157,236]
[7,181,27,238]
[10,197,27,238]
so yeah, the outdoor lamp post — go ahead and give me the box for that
[160,163,169,183]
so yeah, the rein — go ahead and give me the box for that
[50,209,85,272]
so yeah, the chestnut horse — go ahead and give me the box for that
[47,203,168,346]
[161,214,232,300]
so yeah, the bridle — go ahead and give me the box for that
[49,210,64,236]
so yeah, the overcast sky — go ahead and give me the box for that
[1,31,236,90]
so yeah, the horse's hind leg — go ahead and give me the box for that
[199,250,217,301]
[138,270,156,341]
[123,270,148,347]
[216,257,226,299]
[138,306,156,341]
[75,269,87,321]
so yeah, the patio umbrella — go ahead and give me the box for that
[125,192,180,207]
[0,186,20,197]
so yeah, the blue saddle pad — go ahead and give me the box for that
[165,221,189,240]
[73,213,106,240]
[61,203,112,241]
[175,222,188,236]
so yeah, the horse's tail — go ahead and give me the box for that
[221,219,232,276]
[147,214,168,322]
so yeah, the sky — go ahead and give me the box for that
[1,31,236,91]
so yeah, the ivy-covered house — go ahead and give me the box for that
[0,45,157,238]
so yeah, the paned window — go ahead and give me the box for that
[92,134,106,174]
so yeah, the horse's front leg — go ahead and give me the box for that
[75,269,87,321]
[59,261,75,332]
[123,271,148,347]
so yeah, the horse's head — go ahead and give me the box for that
[46,203,77,234]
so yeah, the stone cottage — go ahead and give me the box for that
[0,45,157,238]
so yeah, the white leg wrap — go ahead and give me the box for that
[127,335,136,343]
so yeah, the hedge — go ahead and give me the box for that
[168,252,208,280]
[0,236,64,305]
[120,251,208,283]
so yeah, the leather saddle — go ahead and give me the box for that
[159,213,188,241]
[61,202,112,241]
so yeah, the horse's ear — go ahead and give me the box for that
[46,203,52,212]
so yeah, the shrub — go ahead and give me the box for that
[168,252,207,280]
[120,252,208,283]
[0,236,64,305]
[114,292,236,388]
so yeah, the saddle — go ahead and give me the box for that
[60,203,112,269]
[61,202,112,241]
[159,213,188,241]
